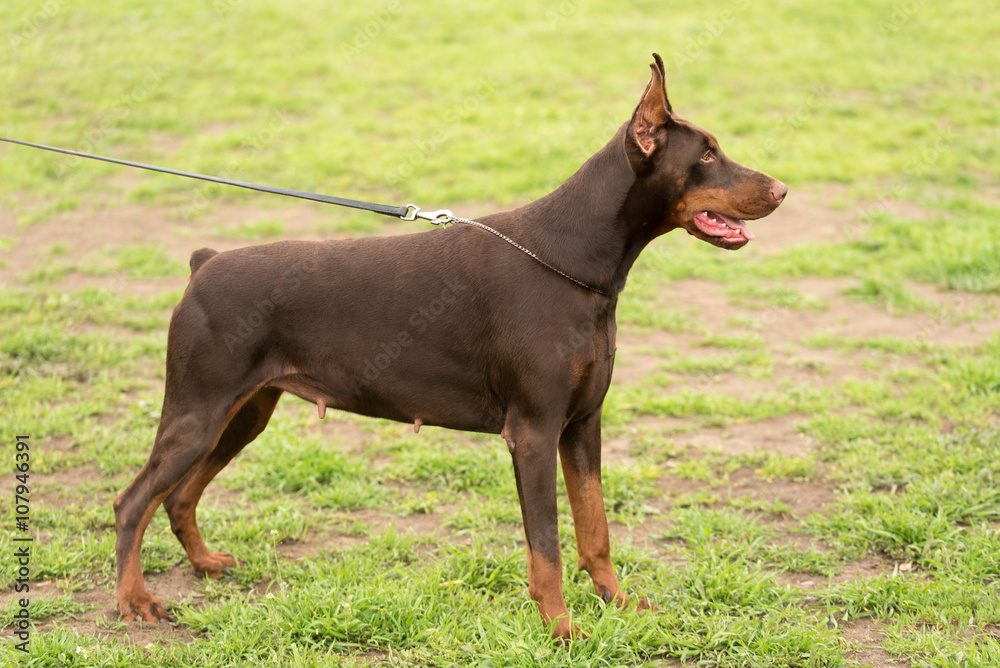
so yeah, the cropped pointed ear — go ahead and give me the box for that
[627,53,673,162]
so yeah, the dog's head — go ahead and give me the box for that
[626,54,787,250]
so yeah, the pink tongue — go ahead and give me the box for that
[732,219,755,240]
[709,211,754,240]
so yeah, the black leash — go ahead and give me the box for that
[0,136,416,219]
[0,136,607,296]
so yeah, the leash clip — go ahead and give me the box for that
[401,204,457,226]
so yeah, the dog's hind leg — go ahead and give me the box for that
[114,397,239,623]
[163,386,282,578]
[559,407,652,611]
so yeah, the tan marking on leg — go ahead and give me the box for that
[561,464,624,605]
[525,545,578,641]
[116,488,176,622]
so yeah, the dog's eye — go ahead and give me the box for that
[700,151,714,163]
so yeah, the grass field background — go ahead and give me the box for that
[2,0,1000,666]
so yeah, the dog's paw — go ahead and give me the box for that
[619,591,658,614]
[192,551,240,579]
[552,619,588,644]
[119,592,176,624]
[635,595,658,613]
[599,587,658,614]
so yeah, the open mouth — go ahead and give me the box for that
[690,210,755,249]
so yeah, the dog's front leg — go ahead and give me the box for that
[558,408,621,604]
[559,407,653,612]
[505,420,579,641]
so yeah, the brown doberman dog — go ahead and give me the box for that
[114,53,786,640]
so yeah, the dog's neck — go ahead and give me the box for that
[485,123,668,297]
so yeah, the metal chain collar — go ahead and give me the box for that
[403,205,608,297]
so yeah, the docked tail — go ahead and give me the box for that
[188,248,219,278]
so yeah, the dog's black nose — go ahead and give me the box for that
[770,181,788,204]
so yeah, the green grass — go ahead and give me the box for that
[214,218,286,240]
[2,0,1000,665]
[658,348,774,377]
[727,284,829,312]
[697,332,768,350]
[841,275,933,315]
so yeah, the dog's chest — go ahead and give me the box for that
[564,314,617,415]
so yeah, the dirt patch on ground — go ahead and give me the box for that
[1,570,200,650]
[840,618,912,668]
[730,470,838,516]
[35,464,110,506]
[657,470,837,535]
[672,415,816,458]
[778,555,900,591]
